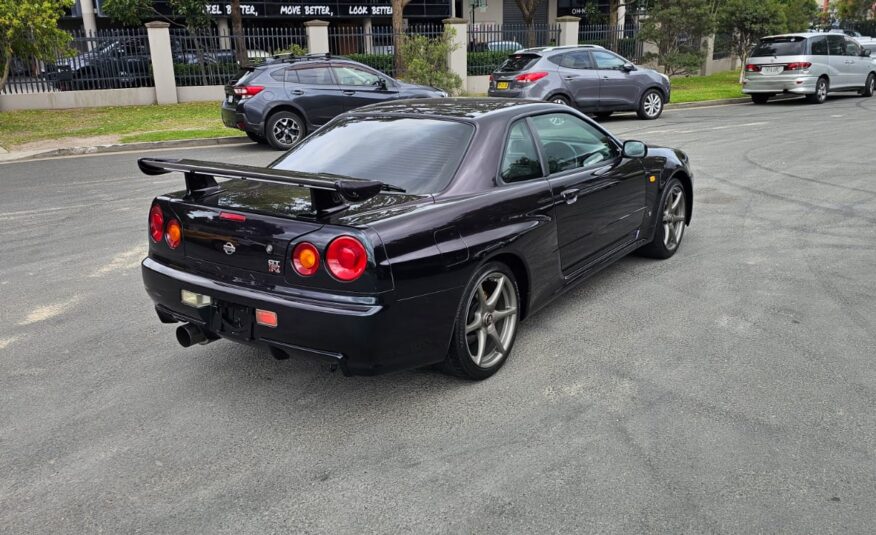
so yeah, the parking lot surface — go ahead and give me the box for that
[2,96,875,533]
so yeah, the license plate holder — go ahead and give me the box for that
[210,301,254,340]
[496,81,509,90]
[761,66,783,75]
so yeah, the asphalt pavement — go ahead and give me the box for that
[2,96,875,533]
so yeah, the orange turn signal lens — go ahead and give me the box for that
[292,242,320,276]
[255,309,277,328]
[165,219,182,249]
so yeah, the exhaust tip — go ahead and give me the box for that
[176,323,207,348]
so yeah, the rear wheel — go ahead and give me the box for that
[806,77,828,104]
[862,73,875,97]
[637,89,664,120]
[265,110,306,150]
[444,262,520,380]
[594,111,613,120]
[548,94,570,106]
[246,131,267,144]
[639,178,687,259]
[750,94,771,104]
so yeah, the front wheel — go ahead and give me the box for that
[805,77,828,104]
[444,262,520,380]
[862,73,875,97]
[638,178,687,259]
[265,110,306,150]
[637,89,664,120]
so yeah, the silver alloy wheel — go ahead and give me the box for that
[552,97,568,105]
[869,76,875,95]
[272,117,301,146]
[464,272,518,369]
[817,80,828,102]
[643,92,662,117]
[662,185,686,251]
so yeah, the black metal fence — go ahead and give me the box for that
[578,23,643,63]
[2,28,153,95]
[467,23,560,75]
[328,24,444,77]
[171,27,306,87]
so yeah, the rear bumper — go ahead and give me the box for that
[221,102,264,136]
[742,75,817,94]
[142,257,459,375]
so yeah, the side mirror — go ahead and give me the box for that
[862,48,872,57]
[621,62,636,72]
[377,77,388,90]
[623,140,647,159]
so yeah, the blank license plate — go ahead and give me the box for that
[761,66,783,75]
[496,81,509,90]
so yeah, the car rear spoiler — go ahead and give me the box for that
[138,158,403,218]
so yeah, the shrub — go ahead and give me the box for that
[398,30,462,94]
[467,51,509,75]
[274,43,308,57]
[347,53,395,76]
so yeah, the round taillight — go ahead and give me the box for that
[292,242,320,276]
[326,236,367,282]
[149,204,164,243]
[165,219,182,249]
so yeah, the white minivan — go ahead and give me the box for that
[742,33,876,104]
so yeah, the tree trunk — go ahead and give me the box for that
[231,0,247,65]
[392,0,406,77]
[0,49,10,94]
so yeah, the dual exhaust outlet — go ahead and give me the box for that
[175,323,217,348]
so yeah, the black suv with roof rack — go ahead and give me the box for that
[221,54,448,150]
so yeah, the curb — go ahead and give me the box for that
[665,97,751,109]
[0,136,248,163]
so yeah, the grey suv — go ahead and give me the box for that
[743,33,876,104]
[221,54,447,150]
[487,45,672,120]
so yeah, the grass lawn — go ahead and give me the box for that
[0,102,242,149]
[670,70,744,104]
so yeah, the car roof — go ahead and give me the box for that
[349,97,560,121]
[517,44,606,55]
[761,32,849,39]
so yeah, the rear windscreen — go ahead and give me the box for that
[271,117,474,194]
[497,54,540,72]
[751,37,806,57]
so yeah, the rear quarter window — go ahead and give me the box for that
[497,54,540,72]
[751,37,806,57]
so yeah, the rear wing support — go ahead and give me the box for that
[138,158,400,218]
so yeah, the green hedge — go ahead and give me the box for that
[174,63,239,86]
[347,53,394,76]
[467,51,509,76]
[578,38,642,62]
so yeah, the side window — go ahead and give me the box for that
[827,35,846,56]
[551,51,592,69]
[332,66,380,86]
[500,120,542,183]
[809,36,828,56]
[295,66,334,85]
[845,39,861,56]
[529,113,619,174]
[591,51,626,70]
[285,69,300,83]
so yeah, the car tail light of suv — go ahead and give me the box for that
[515,72,549,83]
[233,85,264,99]
[745,64,762,72]
[784,62,812,72]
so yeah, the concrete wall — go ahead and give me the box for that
[177,85,225,103]
[0,87,156,112]
[467,75,490,95]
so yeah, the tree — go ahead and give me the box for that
[640,0,716,76]
[391,0,412,77]
[836,0,875,22]
[0,0,73,92]
[779,0,819,32]
[399,29,462,93]
[514,0,548,47]
[718,0,787,67]
[230,0,246,65]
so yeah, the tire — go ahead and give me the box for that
[805,77,828,104]
[443,262,520,380]
[246,131,267,144]
[265,110,306,150]
[750,94,771,104]
[594,111,613,120]
[637,89,664,120]
[548,94,571,106]
[862,73,875,97]
[638,177,687,259]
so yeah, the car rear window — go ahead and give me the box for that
[271,117,474,194]
[751,37,806,57]
[497,54,540,72]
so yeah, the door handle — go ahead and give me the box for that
[561,188,580,204]
[291,89,304,95]
[602,76,609,79]
[343,90,356,95]
[564,75,579,80]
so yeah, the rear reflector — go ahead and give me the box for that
[219,211,246,222]
[181,290,212,308]
[256,309,278,328]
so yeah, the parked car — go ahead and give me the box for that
[43,38,152,90]
[139,98,693,379]
[221,54,447,150]
[487,45,672,120]
[742,33,876,104]
[208,49,272,65]
[470,40,524,52]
